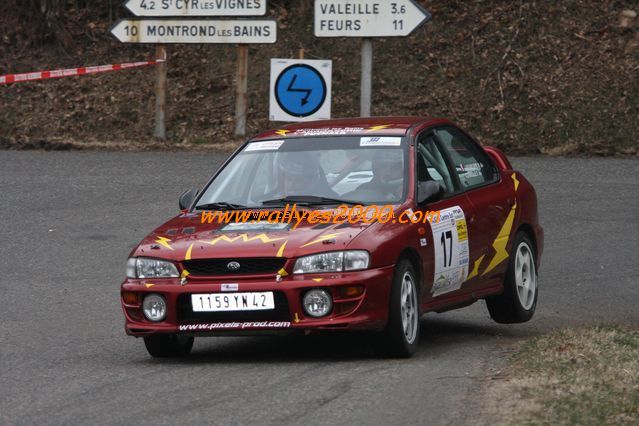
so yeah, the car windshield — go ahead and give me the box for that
[196,136,408,208]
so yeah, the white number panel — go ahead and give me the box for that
[431,206,470,297]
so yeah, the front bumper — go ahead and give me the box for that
[121,265,395,336]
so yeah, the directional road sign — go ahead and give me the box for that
[314,0,431,37]
[124,0,268,17]
[270,59,332,122]
[111,19,277,44]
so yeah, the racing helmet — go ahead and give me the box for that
[371,149,404,183]
[276,151,322,193]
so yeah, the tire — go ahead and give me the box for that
[143,334,194,358]
[486,232,538,324]
[374,259,420,358]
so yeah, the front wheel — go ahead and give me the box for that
[486,232,538,324]
[374,259,420,358]
[143,334,194,358]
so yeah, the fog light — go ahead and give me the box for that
[142,294,167,322]
[303,289,332,318]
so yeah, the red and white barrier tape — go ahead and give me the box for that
[0,59,165,85]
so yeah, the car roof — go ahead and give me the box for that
[251,116,453,141]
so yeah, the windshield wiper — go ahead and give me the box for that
[195,202,249,211]
[261,196,359,206]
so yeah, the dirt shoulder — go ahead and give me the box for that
[480,325,639,425]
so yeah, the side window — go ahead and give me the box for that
[436,127,498,189]
[417,135,455,195]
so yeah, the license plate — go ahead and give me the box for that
[191,292,275,312]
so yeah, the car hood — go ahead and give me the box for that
[131,211,373,262]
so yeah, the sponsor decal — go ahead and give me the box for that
[288,127,366,137]
[221,283,239,292]
[360,136,402,146]
[272,124,392,137]
[244,140,284,151]
[179,321,292,331]
[221,221,289,232]
[456,162,483,179]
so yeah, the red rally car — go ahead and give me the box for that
[121,117,543,358]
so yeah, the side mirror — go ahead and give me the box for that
[417,181,444,205]
[179,188,199,210]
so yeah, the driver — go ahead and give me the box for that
[270,151,337,199]
[357,150,404,201]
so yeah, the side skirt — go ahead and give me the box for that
[422,283,504,314]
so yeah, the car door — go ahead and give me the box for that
[414,132,477,304]
[433,126,514,291]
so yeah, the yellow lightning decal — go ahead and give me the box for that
[368,124,391,131]
[482,204,517,276]
[294,312,300,323]
[276,240,288,258]
[275,129,291,136]
[155,236,174,251]
[185,243,194,260]
[301,233,342,248]
[181,269,190,279]
[145,283,155,288]
[467,255,485,280]
[277,268,289,277]
[203,233,285,246]
[512,173,520,191]
[312,278,324,283]
[479,171,521,276]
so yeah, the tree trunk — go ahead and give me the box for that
[16,0,74,50]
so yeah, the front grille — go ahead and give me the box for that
[183,258,286,276]
[177,292,290,323]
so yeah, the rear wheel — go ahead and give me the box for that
[374,259,420,358]
[486,232,538,323]
[143,334,194,358]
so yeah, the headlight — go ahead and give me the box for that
[293,250,370,274]
[126,258,179,279]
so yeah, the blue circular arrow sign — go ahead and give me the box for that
[275,64,327,118]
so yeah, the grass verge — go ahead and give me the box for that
[485,325,639,425]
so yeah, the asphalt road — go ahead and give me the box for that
[1,152,637,425]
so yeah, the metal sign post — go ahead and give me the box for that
[154,44,167,139]
[314,0,431,117]
[360,38,373,117]
[234,45,249,136]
